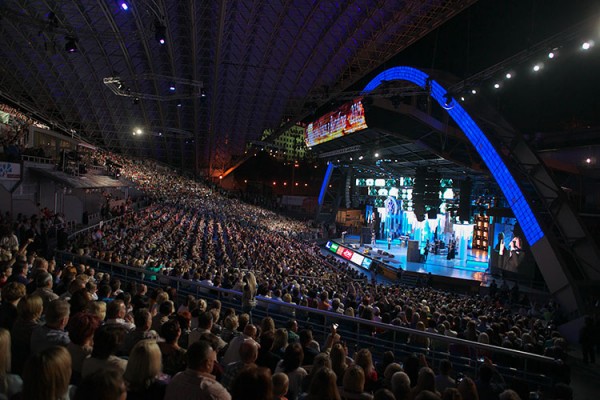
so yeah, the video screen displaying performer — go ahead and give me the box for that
[491,218,526,273]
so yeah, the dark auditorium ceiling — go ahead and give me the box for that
[0,0,599,178]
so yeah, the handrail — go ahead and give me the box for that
[54,250,556,367]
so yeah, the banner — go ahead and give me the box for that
[0,162,21,180]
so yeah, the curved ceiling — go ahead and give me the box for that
[0,0,476,174]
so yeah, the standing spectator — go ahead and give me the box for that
[164,340,231,400]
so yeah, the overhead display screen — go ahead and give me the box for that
[304,98,368,147]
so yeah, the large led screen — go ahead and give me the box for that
[304,98,368,147]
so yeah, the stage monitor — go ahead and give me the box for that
[304,98,368,147]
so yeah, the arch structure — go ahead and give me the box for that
[362,66,593,316]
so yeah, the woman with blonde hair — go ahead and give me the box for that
[123,339,167,400]
[242,271,257,321]
[0,328,22,398]
[340,365,373,400]
[21,345,74,400]
[11,294,43,374]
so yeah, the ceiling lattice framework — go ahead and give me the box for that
[0,0,476,173]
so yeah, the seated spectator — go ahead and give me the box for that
[391,371,411,400]
[298,329,319,366]
[435,360,456,394]
[30,298,70,354]
[0,282,26,330]
[221,338,259,391]
[230,365,273,400]
[72,367,127,400]
[151,300,174,332]
[21,345,75,400]
[275,343,307,400]
[121,307,154,355]
[222,323,257,365]
[87,300,107,321]
[81,324,128,378]
[457,377,478,400]
[123,339,167,400]
[10,294,42,374]
[305,367,341,400]
[189,310,227,353]
[256,330,281,373]
[158,319,187,376]
[272,372,289,400]
[340,365,374,400]
[0,328,22,399]
[66,312,101,384]
[164,340,231,400]
[354,348,378,393]
[411,367,440,400]
[31,271,59,314]
[105,299,135,331]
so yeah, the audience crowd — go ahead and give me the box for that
[0,150,589,400]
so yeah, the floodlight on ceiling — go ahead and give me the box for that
[155,22,166,45]
[65,37,78,53]
[505,73,512,79]
[120,2,129,11]
[581,41,593,50]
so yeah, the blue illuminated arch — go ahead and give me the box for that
[362,66,544,245]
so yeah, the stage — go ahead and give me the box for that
[332,235,491,285]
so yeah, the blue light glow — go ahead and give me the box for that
[319,163,335,205]
[362,66,544,245]
[121,2,129,11]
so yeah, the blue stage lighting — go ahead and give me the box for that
[121,2,129,11]
[362,66,544,245]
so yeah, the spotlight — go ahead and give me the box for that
[494,83,500,89]
[582,41,592,50]
[374,153,380,158]
[177,101,182,107]
[585,158,592,164]
[533,64,541,72]
[155,22,166,45]
[65,37,78,53]
[358,155,364,160]
[201,88,207,97]
[442,93,454,109]
[548,52,555,59]
[169,83,176,91]
[505,73,512,79]
[120,2,129,11]
[471,89,477,95]
[460,96,465,102]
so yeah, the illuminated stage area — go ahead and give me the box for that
[328,235,490,285]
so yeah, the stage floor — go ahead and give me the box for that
[336,236,490,284]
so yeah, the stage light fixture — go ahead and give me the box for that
[533,64,541,72]
[586,158,592,164]
[177,101,182,107]
[169,84,176,91]
[374,153,380,158]
[201,88,207,97]
[155,22,166,45]
[582,41,592,50]
[120,2,129,11]
[460,96,465,101]
[132,97,140,104]
[548,52,555,59]
[65,37,78,53]
[471,89,477,94]
[494,83,500,89]
[358,155,364,160]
